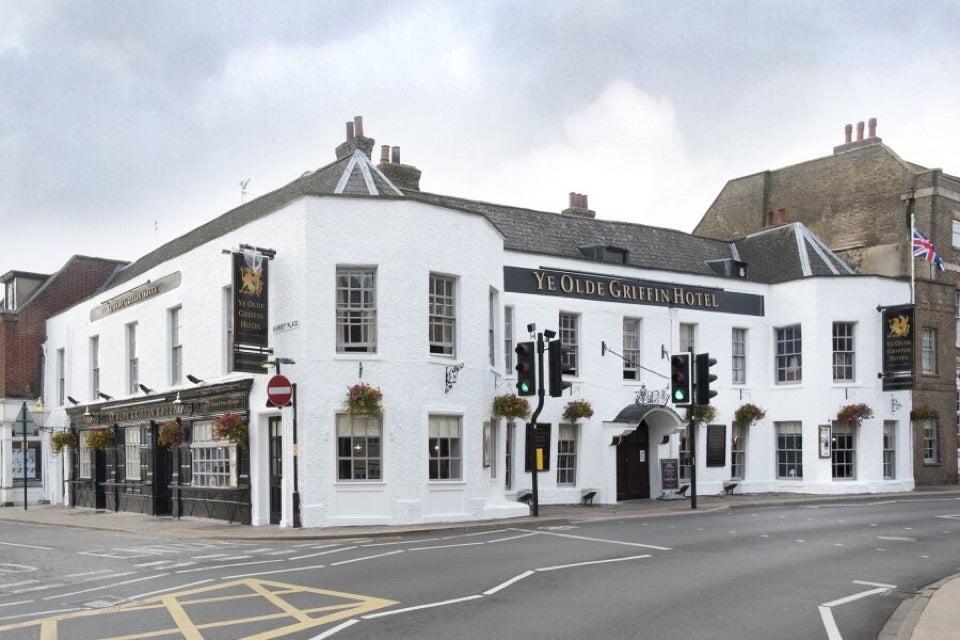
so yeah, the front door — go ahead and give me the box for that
[616,423,650,500]
[94,450,107,509]
[268,417,283,525]
[153,424,173,516]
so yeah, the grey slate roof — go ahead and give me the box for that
[733,223,854,284]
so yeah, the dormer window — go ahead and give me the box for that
[579,245,628,264]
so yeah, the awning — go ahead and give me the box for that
[608,403,685,446]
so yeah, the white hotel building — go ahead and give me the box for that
[41,118,913,527]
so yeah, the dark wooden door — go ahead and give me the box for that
[154,425,173,516]
[268,417,283,525]
[616,423,650,500]
[94,451,107,509]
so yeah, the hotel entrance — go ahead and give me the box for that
[607,403,686,502]
[616,423,649,500]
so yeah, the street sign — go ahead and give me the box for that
[266,374,293,407]
[12,404,36,437]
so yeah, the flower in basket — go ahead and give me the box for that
[157,420,183,450]
[85,427,113,451]
[733,403,766,428]
[213,412,248,448]
[687,404,717,424]
[562,400,594,422]
[50,430,78,455]
[836,403,874,427]
[910,405,938,421]
[492,394,530,420]
[346,383,384,417]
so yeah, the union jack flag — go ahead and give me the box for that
[912,229,945,272]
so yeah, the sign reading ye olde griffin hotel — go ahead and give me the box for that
[504,267,764,316]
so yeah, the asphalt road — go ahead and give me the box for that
[1,497,959,639]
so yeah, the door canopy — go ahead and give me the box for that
[608,403,685,445]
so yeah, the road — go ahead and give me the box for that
[0,497,958,639]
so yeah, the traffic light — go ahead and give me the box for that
[695,352,718,405]
[548,339,574,397]
[515,342,536,396]
[670,354,692,405]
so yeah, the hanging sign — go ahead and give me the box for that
[232,250,270,373]
[881,305,914,391]
[90,272,181,321]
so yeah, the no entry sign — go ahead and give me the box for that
[267,374,293,407]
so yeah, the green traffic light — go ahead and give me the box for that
[517,381,531,394]
[674,390,685,400]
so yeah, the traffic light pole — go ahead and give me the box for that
[688,416,697,510]
[529,332,546,517]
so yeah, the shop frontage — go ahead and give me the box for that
[67,380,253,524]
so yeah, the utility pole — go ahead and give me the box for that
[17,402,28,511]
[528,332,546,517]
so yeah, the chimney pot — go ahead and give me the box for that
[380,145,390,164]
[581,194,589,210]
[353,115,364,139]
[856,121,864,141]
[844,124,852,144]
[346,121,355,141]
[569,192,576,208]
[391,146,400,164]
[868,117,877,138]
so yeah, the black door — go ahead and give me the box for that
[616,423,650,500]
[154,425,173,516]
[268,417,283,525]
[94,450,107,509]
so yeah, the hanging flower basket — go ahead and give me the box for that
[492,394,530,420]
[687,405,717,424]
[50,431,78,455]
[733,403,766,428]
[157,420,183,450]
[836,403,874,427]
[213,413,248,449]
[910,405,938,421]
[85,427,113,451]
[563,400,594,422]
[346,383,383,417]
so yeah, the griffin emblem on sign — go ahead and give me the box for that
[888,315,910,337]
[240,265,263,296]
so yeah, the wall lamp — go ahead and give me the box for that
[66,396,79,405]
[98,392,113,401]
[186,374,204,384]
[139,384,154,394]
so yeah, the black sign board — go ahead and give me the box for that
[524,423,551,472]
[706,424,726,467]
[882,305,914,391]
[504,266,764,316]
[232,251,269,373]
[660,458,679,490]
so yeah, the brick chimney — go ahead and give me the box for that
[377,144,422,191]
[833,117,882,155]
[561,192,595,219]
[335,115,375,160]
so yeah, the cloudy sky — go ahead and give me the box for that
[2,1,959,273]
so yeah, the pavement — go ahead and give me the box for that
[1,493,960,639]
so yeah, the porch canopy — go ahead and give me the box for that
[607,403,685,445]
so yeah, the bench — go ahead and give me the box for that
[723,482,739,495]
[581,489,598,506]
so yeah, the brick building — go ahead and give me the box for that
[1,255,127,504]
[694,118,959,486]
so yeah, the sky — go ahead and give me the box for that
[2,1,960,274]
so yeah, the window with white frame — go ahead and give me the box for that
[79,431,92,479]
[775,421,803,479]
[922,419,940,464]
[679,323,696,353]
[832,322,855,382]
[125,427,142,481]
[503,306,514,374]
[623,318,642,380]
[191,421,237,488]
[429,274,456,356]
[732,328,746,384]
[56,348,65,406]
[679,434,690,482]
[127,322,138,393]
[775,325,802,383]
[922,328,937,375]
[559,312,579,376]
[505,422,514,490]
[952,220,960,249]
[428,415,461,480]
[831,422,855,479]
[90,336,100,400]
[557,424,577,485]
[731,423,746,480]
[488,289,497,367]
[170,306,182,385]
[484,420,498,479]
[883,421,896,479]
[336,414,382,480]
[336,267,377,353]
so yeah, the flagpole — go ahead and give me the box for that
[910,212,916,305]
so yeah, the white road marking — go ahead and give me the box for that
[206,555,250,562]
[44,573,169,600]
[0,606,81,621]
[330,550,404,566]
[310,618,359,639]
[124,579,214,602]
[409,542,485,551]
[0,580,38,589]
[362,538,439,548]
[0,541,53,550]
[0,600,33,608]
[164,563,198,570]
[76,572,136,583]
[818,606,842,640]
[822,587,892,608]
[513,528,671,551]
[190,553,231,560]
[221,563,328,580]
[134,560,172,568]
[877,536,916,542]
[288,546,358,561]
[536,554,651,572]
[361,595,483,619]
[817,582,897,640]
[265,550,297,556]
[176,559,280,574]
[440,529,508,540]
[64,570,113,578]
[10,583,65,594]
[852,580,897,589]
[483,570,535,595]
[486,532,539,544]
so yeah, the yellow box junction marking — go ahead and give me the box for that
[0,578,398,640]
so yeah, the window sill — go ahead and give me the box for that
[774,382,803,387]
[922,461,942,467]
[427,480,466,487]
[830,382,861,388]
[333,353,381,361]
[334,481,386,488]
